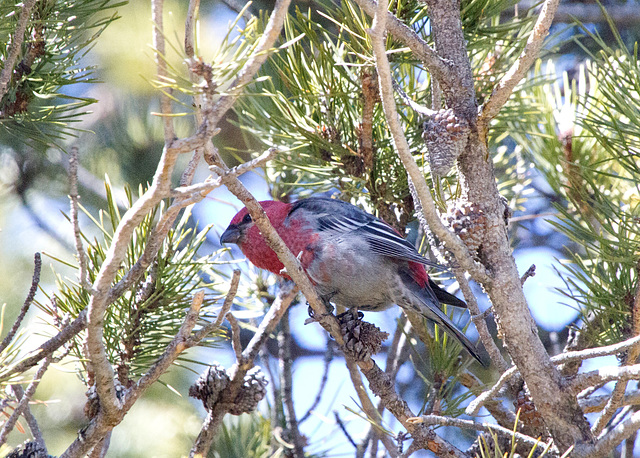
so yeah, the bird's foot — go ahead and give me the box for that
[304,299,335,325]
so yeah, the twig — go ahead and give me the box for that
[278,307,305,458]
[0,253,41,353]
[0,0,38,100]
[573,410,640,458]
[592,261,640,435]
[580,391,640,414]
[344,354,399,457]
[467,334,640,416]
[299,338,335,424]
[209,270,240,331]
[335,411,359,449]
[10,384,46,453]
[1,310,86,379]
[152,0,175,142]
[69,147,90,290]
[366,0,492,288]
[410,415,551,452]
[520,264,536,285]
[351,0,457,88]
[478,0,561,135]
[569,364,640,395]
[226,314,244,363]
[0,355,52,446]
[184,0,199,59]
[455,267,508,371]
[393,79,436,117]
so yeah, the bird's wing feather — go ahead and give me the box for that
[289,197,441,268]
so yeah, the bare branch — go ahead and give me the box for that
[344,354,399,457]
[455,267,509,371]
[478,0,561,134]
[279,308,305,458]
[574,410,640,458]
[226,314,244,363]
[411,415,552,452]
[351,0,457,88]
[208,270,241,332]
[570,364,640,394]
[581,391,640,414]
[299,339,334,424]
[0,0,38,100]
[190,282,298,457]
[467,334,640,416]
[0,355,52,446]
[69,147,90,290]
[152,0,175,141]
[0,252,41,353]
[10,384,46,454]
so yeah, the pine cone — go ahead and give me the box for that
[7,441,50,458]
[442,202,487,254]
[422,109,469,176]
[229,367,268,415]
[189,363,230,411]
[340,310,389,361]
[514,389,545,433]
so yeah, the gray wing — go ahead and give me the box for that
[289,197,442,268]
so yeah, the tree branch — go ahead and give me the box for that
[478,0,561,135]
[0,0,38,100]
[0,252,41,353]
[69,147,90,290]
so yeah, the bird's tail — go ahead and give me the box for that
[408,289,486,366]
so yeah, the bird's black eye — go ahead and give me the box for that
[242,213,252,224]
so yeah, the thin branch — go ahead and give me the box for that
[0,0,38,100]
[10,384,46,454]
[0,355,52,446]
[592,261,640,435]
[184,0,200,59]
[208,270,240,332]
[278,308,305,458]
[467,334,640,415]
[455,267,508,371]
[1,310,86,379]
[152,0,175,142]
[69,147,90,290]
[569,364,640,395]
[226,314,244,363]
[411,415,551,452]
[0,252,41,353]
[299,339,334,424]
[478,0,561,134]
[581,391,640,414]
[574,410,640,458]
[351,0,457,88]
[367,0,492,288]
[344,354,399,457]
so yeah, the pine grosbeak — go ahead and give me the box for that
[220,197,482,364]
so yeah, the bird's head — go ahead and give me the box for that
[219,200,288,247]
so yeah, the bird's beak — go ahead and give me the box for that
[220,225,241,244]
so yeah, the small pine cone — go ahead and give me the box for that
[514,389,546,433]
[229,367,268,415]
[189,363,230,411]
[7,441,50,458]
[340,310,389,361]
[442,202,487,254]
[423,109,470,176]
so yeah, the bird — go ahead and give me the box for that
[220,196,483,364]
